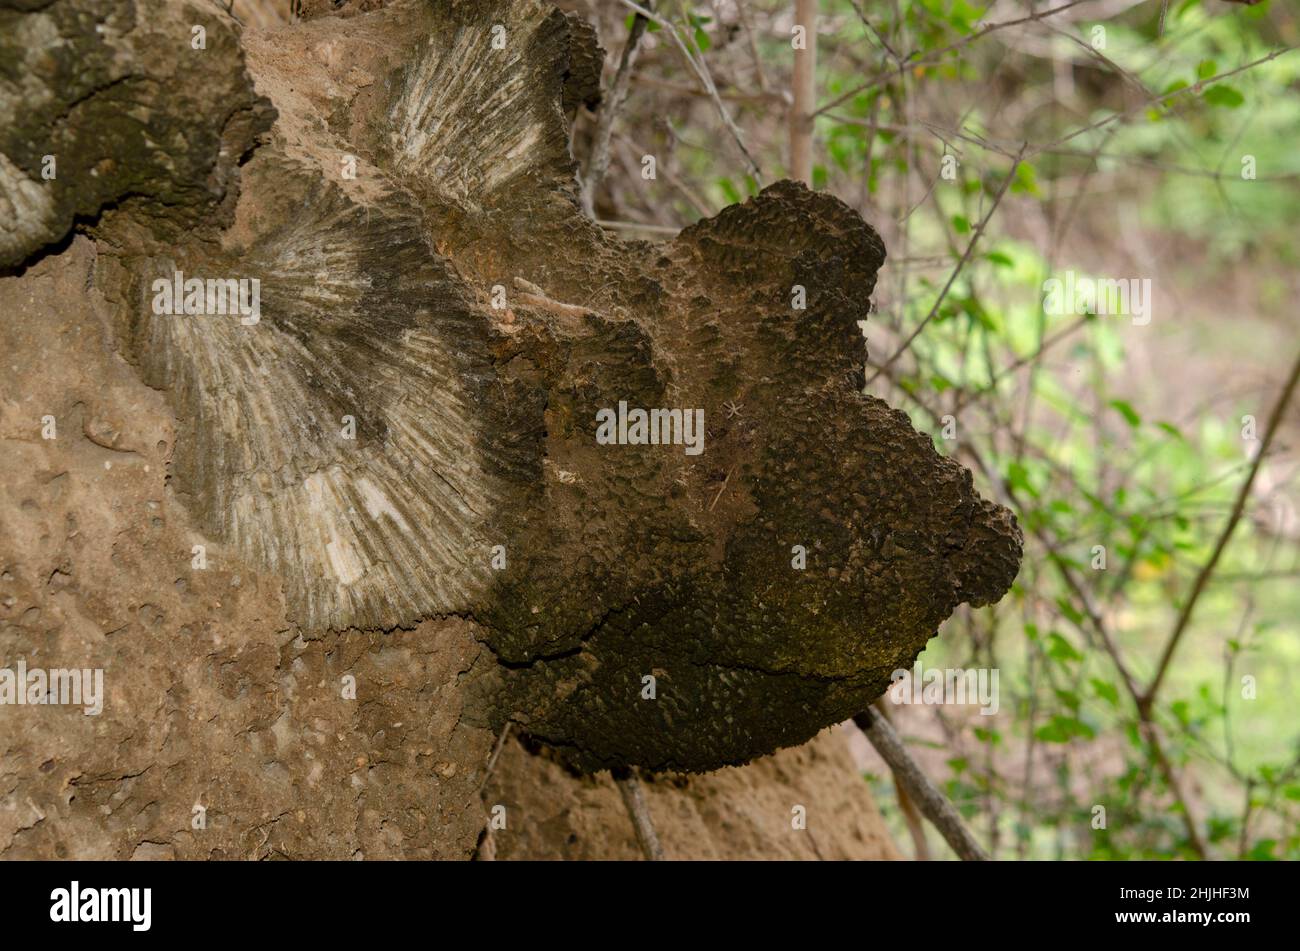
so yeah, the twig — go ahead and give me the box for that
[872,701,931,859]
[735,0,770,93]
[478,721,513,794]
[615,0,763,184]
[1036,49,1292,157]
[596,218,682,235]
[1143,348,1300,706]
[708,465,734,511]
[583,3,654,218]
[815,0,1096,117]
[474,721,513,862]
[612,767,665,860]
[853,708,989,860]
[866,145,1025,387]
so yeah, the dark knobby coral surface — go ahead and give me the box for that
[2,0,1022,773]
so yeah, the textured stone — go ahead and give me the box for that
[2,0,1022,789]
[0,0,273,267]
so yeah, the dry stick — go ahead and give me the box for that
[790,0,818,186]
[865,145,1025,387]
[596,218,681,235]
[474,721,513,862]
[952,315,1090,412]
[736,0,771,92]
[612,767,665,860]
[872,701,931,860]
[616,0,763,184]
[629,75,783,103]
[479,722,513,793]
[815,0,1096,117]
[1143,348,1300,707]
[853,708,989,860]
[582,2,654,218]
[1036,48,1292,157]
[617,133,714,217]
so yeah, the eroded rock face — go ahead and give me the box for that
[3,0,1022,777]
[0,0,273,268]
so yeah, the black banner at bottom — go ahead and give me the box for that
[0,858,1280,938]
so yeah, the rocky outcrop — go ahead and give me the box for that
[0,0,1020,857]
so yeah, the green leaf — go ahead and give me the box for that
[1110,399,1141,428]
[1245,839,1278,861]
[1196,60,1217,81]
[951,214,970,234]
[1035,715,1095,743]
[1047,631,1084,663]
[1006,461,1037,497]
[1035,720,1070,743]
[1011,162,1040,196]
[1091,678,1120,707]
[1055,597,1085,627]
[1171,699,1191,726]
[1203,85,1245,109]
[1054,688,1081,711]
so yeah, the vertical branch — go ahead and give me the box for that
[790,0,818,186]
[582,2,654,218]
[613,767,666,861]
[616,0,763,183]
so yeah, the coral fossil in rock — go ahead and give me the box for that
[4,0,1023,773]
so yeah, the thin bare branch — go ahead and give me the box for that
[866,145,1025,387]
[612,767,666,860]
[854,707,989,860]
[1143,348,1300,706]
[583,2,655,218]
[616,0,764,183]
